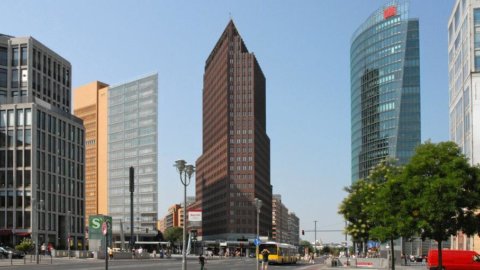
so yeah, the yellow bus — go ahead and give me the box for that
[258,242,298,264]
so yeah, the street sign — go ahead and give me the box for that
[254,238,261,246]
[102,222,107,236]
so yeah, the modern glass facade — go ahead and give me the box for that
[448,0,480,251]
[351,0,421,182]
[0,34,84,248]
[107,74,158,235]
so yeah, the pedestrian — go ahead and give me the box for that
[199,253,206,270]
[309,252,315,264]
[261,248,270,270]
[108,247,113,259]
[41,243,46,255]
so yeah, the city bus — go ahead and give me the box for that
[258,242,298,264]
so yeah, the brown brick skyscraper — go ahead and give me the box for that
[196,20,271,240]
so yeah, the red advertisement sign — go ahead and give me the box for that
[384,6,397,19]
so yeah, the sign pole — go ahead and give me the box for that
[103,221,108,270]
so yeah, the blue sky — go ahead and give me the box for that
[3,0,454,243]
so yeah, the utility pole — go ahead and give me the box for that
[129,167,134,251]
[314,220,317,255]
[345,220,349,266]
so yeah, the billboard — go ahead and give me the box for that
[188,210,202,228]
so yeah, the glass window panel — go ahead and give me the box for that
[7,111,13,127]
[12,48,18,66]
[24,150,30,167]
[16,130,23,147]
[16,110,23,126]
[7,151,12,168]
[11,69,18,88]
[21,69,28,87]
[20,47,27,66]
[0,69,6,88]
[0,111,5,127]
[24,170,30,187]
[25,109,32,126]
[0,47,6,66]
[7,131,13,147]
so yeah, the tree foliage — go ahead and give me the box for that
[339,142,480,270]
[338,179,377,243]
[15,238,33,253]
[163,227,183,245]
[366,159,407,270]
[399,141,480,269]
[299,240,313,253]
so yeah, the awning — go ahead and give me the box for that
[0,230,12,236]
[15,232,31,237]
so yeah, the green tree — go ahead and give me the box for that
[400,141,480,270]
[163,227,183,246]
[366,159,411,270]
[299,240,313,254]
[321,245,331,255]
[339,178,378,250]
[15,238,33,253]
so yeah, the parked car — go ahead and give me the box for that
[427,249,480,270]
[0,247,8,258]
[0,247,25,258]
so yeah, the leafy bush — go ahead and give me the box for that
[15,238,33,253]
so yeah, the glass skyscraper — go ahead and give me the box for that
[351,0,421,182]
[107,74,158,235]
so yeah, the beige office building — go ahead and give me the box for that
[73,82,109,226]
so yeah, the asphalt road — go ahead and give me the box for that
[3,257,325,270]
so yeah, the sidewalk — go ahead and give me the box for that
[0,255,94,268]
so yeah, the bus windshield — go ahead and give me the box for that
[259,244,277,255]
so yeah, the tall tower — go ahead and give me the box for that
[196,21,272,240]
[0,34,85,248]
[74,74,158,241]
[107,74,158,237]
[448,0,480,251]
[351,1,421,182]
[73,81,109,226]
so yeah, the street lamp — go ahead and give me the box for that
[67,210,71,259]
[254,198,262,270]
[174,160,195,270]
[32,198,44,264]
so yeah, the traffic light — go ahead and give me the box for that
[129,167,134,192]
[302,230,305,235]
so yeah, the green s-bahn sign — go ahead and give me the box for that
[89,215,112,240]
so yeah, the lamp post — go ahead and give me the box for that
[254,198,262,270]
[67,210,71,259]
[314,220,317,257]
[32,198,44,264]
[174,160,195,270]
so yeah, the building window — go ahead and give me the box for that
[25,109,32,126]
[0,69,6,88]
[16,110,24,126]
[12,48,18,66]
[24,130,31,147]
[21,69,28,88]
[7,111,14,128]
[20,47,27,66]
[0,48,6,66]
[11,69,18,88]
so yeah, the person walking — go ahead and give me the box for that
[199,253,206,270]
[261,248,270,270]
